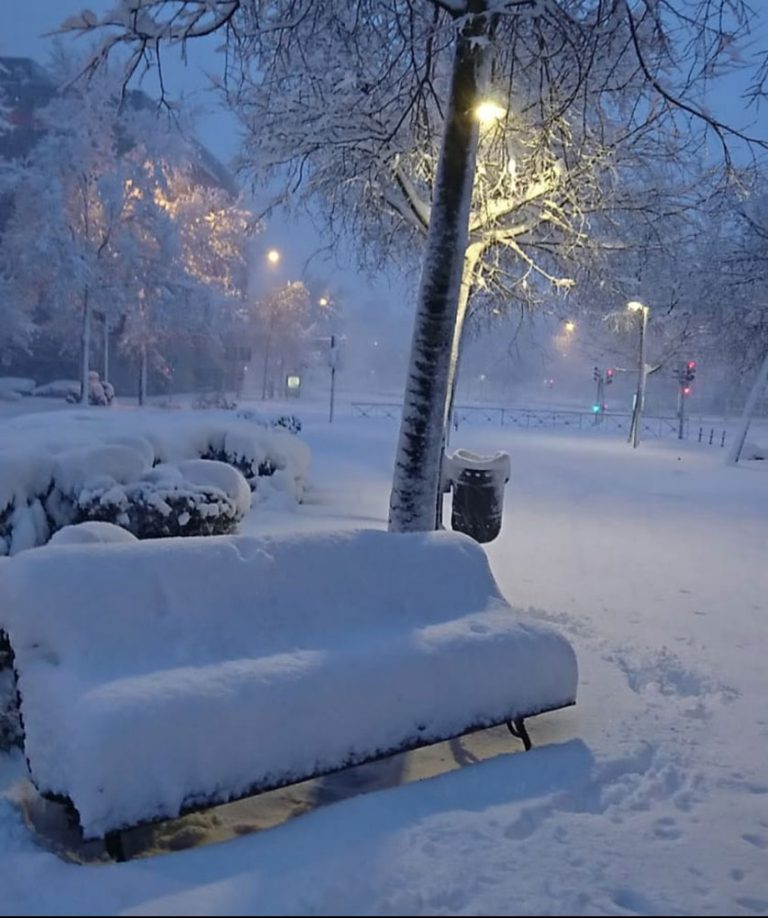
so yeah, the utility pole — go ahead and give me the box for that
[328,334,338,423]
[728,350,768,464]
[627,302,649,448]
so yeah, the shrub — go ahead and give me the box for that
[75,463,249,539]
[0,631,21,751]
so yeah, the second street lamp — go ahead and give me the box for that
[627,300,650,448]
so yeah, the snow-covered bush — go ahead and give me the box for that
[202,426,310,503]
[64,371,115,406]
[0,628,21,750]
[76,461,249,539]
[0,411,310,553]
[46,443,152,532]
[31,379,81,399]
[193,392,237,410]
[0,377,35,397]
[49,521,138,546]
[272,414,302,434]
[235,408,302,434]
[176,459,252,518]
[0,453,56,556]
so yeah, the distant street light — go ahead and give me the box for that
[266,248,281,265]
[627,300,650,448]
[564,320,576,333]
[318,296,329,307]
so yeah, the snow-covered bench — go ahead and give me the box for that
[0,529,578,860]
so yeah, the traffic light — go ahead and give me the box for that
[685,360,696,383]
[593,366,600,382]
[592,403,602,413]
[682,385,692,397]
[605,368,614,384]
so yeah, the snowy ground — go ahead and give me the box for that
[1,393,767,916]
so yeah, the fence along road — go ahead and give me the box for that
[350,403,728,445]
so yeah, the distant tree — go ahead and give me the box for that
[247,280,311,399]
[119,159,255,402]
[0,64,254,403]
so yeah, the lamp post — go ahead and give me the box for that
[627,300,649,448]
[260,249,282,399]
[328,334,338,423]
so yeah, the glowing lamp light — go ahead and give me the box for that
[319,296,329,307]
[682,386,691,397]
[564,320,576,333]
[266,249,281,265]
[475,100,506,124]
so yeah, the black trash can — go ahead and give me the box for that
[445,449,510,544]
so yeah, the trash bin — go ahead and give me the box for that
[445,449,511,544]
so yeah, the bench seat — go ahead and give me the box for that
[0,529,578,840]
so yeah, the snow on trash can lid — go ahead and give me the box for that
[446,449,510,483]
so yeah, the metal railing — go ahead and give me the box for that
[351,401,727,444]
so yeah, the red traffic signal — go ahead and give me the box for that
[682,386,691,396]
[605,368,614,383]
[686,360,696,371]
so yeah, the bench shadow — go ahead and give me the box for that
[16,712,573,863]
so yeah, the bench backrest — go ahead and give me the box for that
[0,529,505,681]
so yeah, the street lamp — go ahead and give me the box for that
[564,320,576,333]
[266,248,281,265]
[475,100,506,125]
[627,300,650,448]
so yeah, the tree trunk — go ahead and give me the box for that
[727,349,768,464]
[436,242,484,527]
[138,343,147,406]
[102,315,109,383]
[388,8,492,533]
[261,331,272,400]
[80,288,91,405]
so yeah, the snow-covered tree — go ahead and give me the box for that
[245,280,311,398]
[118,158,255,402]
[0,63,255,404]
[0,72,149,402]
[63,1,768,526]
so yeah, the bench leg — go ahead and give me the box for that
[506,717,532,751]
[104,830,127,862]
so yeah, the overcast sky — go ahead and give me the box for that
[2,2,767,324]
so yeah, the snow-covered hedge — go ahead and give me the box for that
[31,379,81,399]
[0,627,21,750]
[0,377,35,396]
[0,377,36,402]
[0,409,311,555]
[77,461,248,539]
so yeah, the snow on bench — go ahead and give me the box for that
[0,528,578,858]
